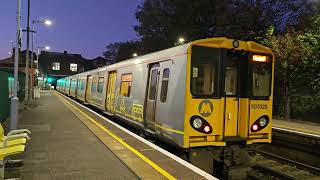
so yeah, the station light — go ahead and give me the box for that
[47,77,54,83]
[44,19,52,26]
[178,37,185,44]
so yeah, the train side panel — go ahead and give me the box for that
[112,63,146,127]
[76,75,87,102]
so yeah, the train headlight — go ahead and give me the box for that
[193,118,202,129]
[190,116,212,134]
[259,117,267,127]
[251,115,270,132]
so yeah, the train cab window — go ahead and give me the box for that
[160,69,170,102]
[224,65,238,96]
[97,77,104,93]
[251,56,272,98]
[191,46,219,96]
[120,74,132,97]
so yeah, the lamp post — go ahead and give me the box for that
[24,0,31,105]
[29,19,52,102]
[10,0,21,130]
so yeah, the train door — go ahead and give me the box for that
[224,59,239,137]
[146,63,160,130]
[106,71,117,113]
[85,75,92,102]
[145,61,171,130]
[154,61,172,131]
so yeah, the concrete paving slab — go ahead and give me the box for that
[16,91,138,180]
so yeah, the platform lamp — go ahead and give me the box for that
[175,37,186,46]
[29,19,52,101]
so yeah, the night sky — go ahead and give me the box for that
[0,0,142,59]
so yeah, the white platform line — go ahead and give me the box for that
[58,92,218,180]
[273,127,320,139]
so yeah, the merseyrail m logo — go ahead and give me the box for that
[198,100,213,117]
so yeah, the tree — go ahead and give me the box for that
[103,40,142,63]
[268,15,320,119]
[269,32,309,118]
[134,0,315,54]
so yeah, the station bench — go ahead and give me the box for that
[0,125,30,179]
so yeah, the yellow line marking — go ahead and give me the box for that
[154,123,184,135]
[54,92,176,180]
[273,125,320,136]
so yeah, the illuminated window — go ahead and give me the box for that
[52,62,60,70]
[70,63,78,72]
[120,74,132,97]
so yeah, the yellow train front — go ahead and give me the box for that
[184,38,274,176]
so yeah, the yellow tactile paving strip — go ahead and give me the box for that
[54,92,170,180]
[273,119,320,136]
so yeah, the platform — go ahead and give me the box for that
[16,91,215,180]
[273,119,320,136]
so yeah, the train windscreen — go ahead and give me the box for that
[191,46,220,97]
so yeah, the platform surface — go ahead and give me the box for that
[18,91,138,179]
[273,119,320,136]
[16,91,213,180]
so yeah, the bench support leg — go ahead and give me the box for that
[0,160,4,180]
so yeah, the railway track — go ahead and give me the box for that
[248,151,320,180]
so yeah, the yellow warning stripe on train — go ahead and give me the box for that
[54,92,176,180]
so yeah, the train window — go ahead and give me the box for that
[224,65,238,96]
[91,77,97,93]
[160,69,170,102]
[81,80,85,90]
[71,80,77,90]
[78,79,84,90]
[120,74,132,97]
[97,77,104,93]
[191,46,219,96]
[252,61,272,97]
[149,69,158,100]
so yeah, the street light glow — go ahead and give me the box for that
[44,19,52,26]
[178,37,185,44]
[44,46,51,50]
[133,53,138,57]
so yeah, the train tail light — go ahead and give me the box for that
[251,115,269,132]
[190,116,212,134]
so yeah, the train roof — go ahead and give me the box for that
[60,37,273,80]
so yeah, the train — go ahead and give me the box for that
[57,37,274,177]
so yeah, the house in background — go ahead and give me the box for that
[0,50,117,89]
[38,50,87,87]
